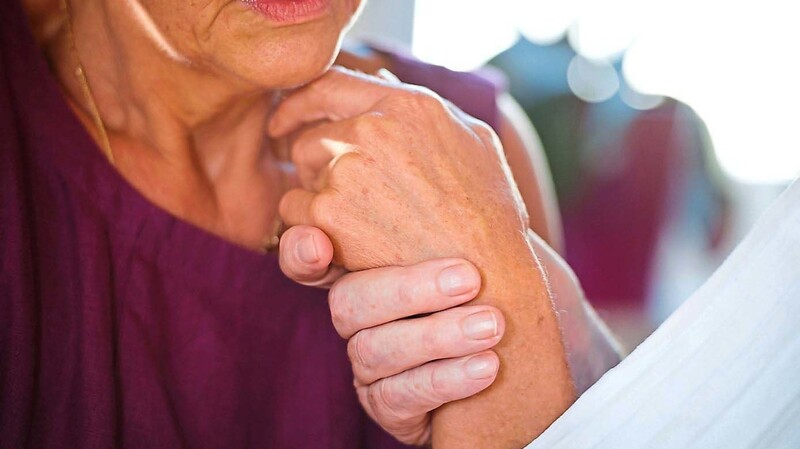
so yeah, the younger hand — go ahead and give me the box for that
[278,226,505,445]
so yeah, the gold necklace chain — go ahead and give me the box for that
[62,0,115,165]
[60,1,284,251]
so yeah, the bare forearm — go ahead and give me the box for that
[526,230,622,393]
[431,235,576,449]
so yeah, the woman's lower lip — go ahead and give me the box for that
[240,0,333,25]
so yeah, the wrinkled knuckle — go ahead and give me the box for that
[327,153,362,187]
[471,120,494,138]
[410,87,443,110]
[470,120,499,146]
[419,322,443,357]
[369,381,406,422]
[351,112,387,139]
[403,369,441,413]
[327,284,352,337]
[388,87,442,113]
[427,365,450,403]
[327,168,354,192]
[339,150,362,164]
[347,331,374,379]
[324,165,346,189]
[396,272,417,309]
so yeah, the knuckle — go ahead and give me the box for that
[327,152,367,192]
[347,330,374,378]
[399,367,442,413]
[325,156,355,187]
[409,87,443,109]
[368,380,408,422]
[388,87,445,115]
[327,283,352,337]
[309,194,336,230]
[470,120,499,146]
[419,322,443,356]
[426,364,450,403]
[351,112,387,139]
[396,272,418,309]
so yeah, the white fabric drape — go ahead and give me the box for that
[528,179,800,449]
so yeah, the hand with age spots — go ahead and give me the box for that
[273,67,575,448]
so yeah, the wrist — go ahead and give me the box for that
[431,227,576,449]
[472,228,546,301]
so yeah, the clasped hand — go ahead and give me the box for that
[271,67,530,445]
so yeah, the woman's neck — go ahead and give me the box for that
[55,0,273,163]
[37,0,288,250]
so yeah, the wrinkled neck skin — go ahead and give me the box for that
[30,0,295,249]
[49,0,276,174]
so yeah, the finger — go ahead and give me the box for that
[289,120,355,191]
[269,66,392,137]
[270,118,331,161]
[357,351,500,429]
[279,188,317,227]
[278,225,346,287]
[328,258,482,338]
[348,305,505,385]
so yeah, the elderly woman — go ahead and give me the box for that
[0,0,619,448]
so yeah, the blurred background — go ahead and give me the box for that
[347,0,800,350]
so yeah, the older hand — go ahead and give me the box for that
[273,67,575,448]
[270,66,530,271]
[277,225,505,445]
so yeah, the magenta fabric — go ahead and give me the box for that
[0,1,505,447]
[561,104,687,307]
[369,42,504,131]
[0,0,427,446]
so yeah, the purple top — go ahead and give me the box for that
[0,1,502,447]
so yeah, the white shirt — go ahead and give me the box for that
[528,179,800,449]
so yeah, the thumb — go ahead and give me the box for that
[279,225,346,287]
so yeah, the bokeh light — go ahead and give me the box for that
[566,56,620,103]
[411,0,518,71]
[412,0,800,184]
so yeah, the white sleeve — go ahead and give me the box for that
[527,179,800,449]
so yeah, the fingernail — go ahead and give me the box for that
[465,353,499,380]
[296,234,319,264]
[463,311,498,340]
[438,264,477,296]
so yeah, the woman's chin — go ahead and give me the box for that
[207,22,345,91]
[237,50,339,91]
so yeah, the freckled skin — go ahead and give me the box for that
[273,70,576,448]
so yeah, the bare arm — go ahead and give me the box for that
[526,230,623,394]
[496,93,564,254]
[496,94,623,394]
[430,244,576,449]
